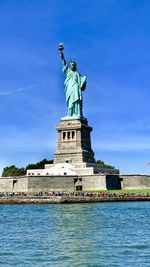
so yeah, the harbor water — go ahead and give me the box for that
[0,202,150,267]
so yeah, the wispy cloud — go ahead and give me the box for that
[0,78,59,98]
[0,82,46,96]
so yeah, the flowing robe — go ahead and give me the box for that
[63,65,86,117]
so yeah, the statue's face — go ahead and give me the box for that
[69,61,76,71]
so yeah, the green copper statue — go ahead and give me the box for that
[58,43,86,119]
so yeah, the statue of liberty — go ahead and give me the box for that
[58,43,86,119]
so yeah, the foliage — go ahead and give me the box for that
[96,160,115,169]
[2,158,115,177]
[25,159,53,171]
[2,159,53,177]
[2,165,25,177]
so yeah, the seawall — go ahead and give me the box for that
[0,195,150,204]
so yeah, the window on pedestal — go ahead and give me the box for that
[67,132,70,139]
[63,131,76,141]
[72,131,75,139]
[63,132,66,140]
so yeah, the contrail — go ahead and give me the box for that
[0,84,36,96]
[0,79,52,96]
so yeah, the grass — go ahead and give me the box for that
[83,189,150,194]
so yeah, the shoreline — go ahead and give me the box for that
[1,195,150,204]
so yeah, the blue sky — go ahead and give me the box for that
[0,0,150,175]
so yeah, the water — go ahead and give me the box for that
[0,202,150,267]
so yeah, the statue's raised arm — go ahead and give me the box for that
[58,43,86,120]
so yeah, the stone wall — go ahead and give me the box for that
[28,174,120,192]
[28,176,75,192]
[121,175,150,189]
[0,177,28,192]
[0,174,121,193]
[28,175,107,192]
[82,175,107,190]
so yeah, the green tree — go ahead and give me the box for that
[25,159,53,171]
[2,159,115,177]
[2,165,25,177]
[96,160,115,169]
[2,159,53,177]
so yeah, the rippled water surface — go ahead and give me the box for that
[0,202,150,266]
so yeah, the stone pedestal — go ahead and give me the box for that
[54,118,95,164]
